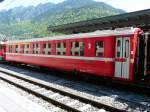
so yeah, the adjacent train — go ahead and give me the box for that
[0,27,150,85]
[0,42,5,61]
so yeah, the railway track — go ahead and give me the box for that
[0,70,124,112]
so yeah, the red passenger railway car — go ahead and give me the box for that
[3,27,150,84]
[0,42,6,61]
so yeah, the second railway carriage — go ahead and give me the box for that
[5,27,150,83]
[0,42,6,61]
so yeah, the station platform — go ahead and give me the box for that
[0,83,50,112]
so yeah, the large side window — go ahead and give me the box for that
[95,41,104,57]
[9,45,13,53]
[33,43,40,54]
[15,45,19,53]
[24,44,30,54]
[56,42,66,55]
[71,42,84,56]
[43,43,51,55]
[116,40,121,58]
[22,45,24,53]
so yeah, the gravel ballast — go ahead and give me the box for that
[0,64,150,111]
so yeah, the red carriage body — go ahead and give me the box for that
[5,27,145,82]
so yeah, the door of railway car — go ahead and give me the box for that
[115,37,130,79]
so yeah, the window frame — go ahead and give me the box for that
[24,44,30,54]
[43,42,51,55]
[32,43,40,54]
[56,41,66,55]
[71,41,85,56]
[95,40,104,57]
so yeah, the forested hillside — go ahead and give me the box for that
[0,0,125,39]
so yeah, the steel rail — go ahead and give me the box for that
[0,70,124,112]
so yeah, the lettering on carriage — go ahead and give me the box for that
[85,60,93,64]
[88,43,91,49]
[131,51,133,54]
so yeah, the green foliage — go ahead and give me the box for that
[0,0,125,40]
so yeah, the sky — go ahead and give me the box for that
[0,0,149,12]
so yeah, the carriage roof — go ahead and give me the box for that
[8,27,141,44]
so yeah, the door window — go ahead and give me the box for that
[125,40,129,58]
[116,40,121,58]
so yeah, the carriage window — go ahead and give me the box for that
[33,44,35,54]
[36,43,39,48]
[15,45,19,53]
[43,43,51,55]
[27,44,29,48]
[48,43,51,48]
[71,42,84,56]
[95,41,104,57]
[63,43,66,48]
[24,44,30,54]
[56,42,66,55]
[9,45,13,53]
[33,43,40,54]
[116,40,121,57]
[57,43,61,48]
[22,45,24,53]
[75,42,79,47]
[44,44,46,48]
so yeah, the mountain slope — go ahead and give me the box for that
[0,0,125,39]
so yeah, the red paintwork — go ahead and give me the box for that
[6,54,114,77]
[4,28,144,83]
[115,58,126,62]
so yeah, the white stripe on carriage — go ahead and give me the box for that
[6,53,114,62]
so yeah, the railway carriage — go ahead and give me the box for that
[0,42,6,61]
[3,27,150,84]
